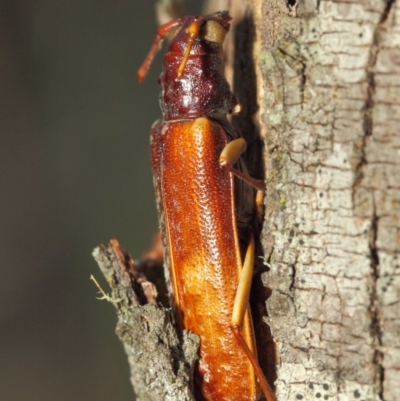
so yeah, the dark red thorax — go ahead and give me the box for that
[158,12,238,121]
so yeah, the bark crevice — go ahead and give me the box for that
[369,208,384,400]
[357,3,396,398]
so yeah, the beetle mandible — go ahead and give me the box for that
[138,11,275,401]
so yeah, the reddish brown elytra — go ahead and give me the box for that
[138,11,275,401]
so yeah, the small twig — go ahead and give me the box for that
[90,275,123,303]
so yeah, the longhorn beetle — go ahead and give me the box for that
[138,11,275,401]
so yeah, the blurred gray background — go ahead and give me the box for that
[0,1,200,400]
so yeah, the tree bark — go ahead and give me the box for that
[257,1,400,400]
[93,0,400,400]
[92,240,199,401]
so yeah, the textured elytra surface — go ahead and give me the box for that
[257,0,400,400]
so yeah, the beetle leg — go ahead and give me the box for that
[255,187,264,225]
[230,234,276,401]
[219,138,265,192]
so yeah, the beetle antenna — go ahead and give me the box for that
[138,18,183,82]
[176,17,204,79]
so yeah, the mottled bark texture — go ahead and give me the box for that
[93,240,199,401]
[257,1,400,400]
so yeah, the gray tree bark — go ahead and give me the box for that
[257,1,400,400]
[93,1,400,400]
[93,240,199,401]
